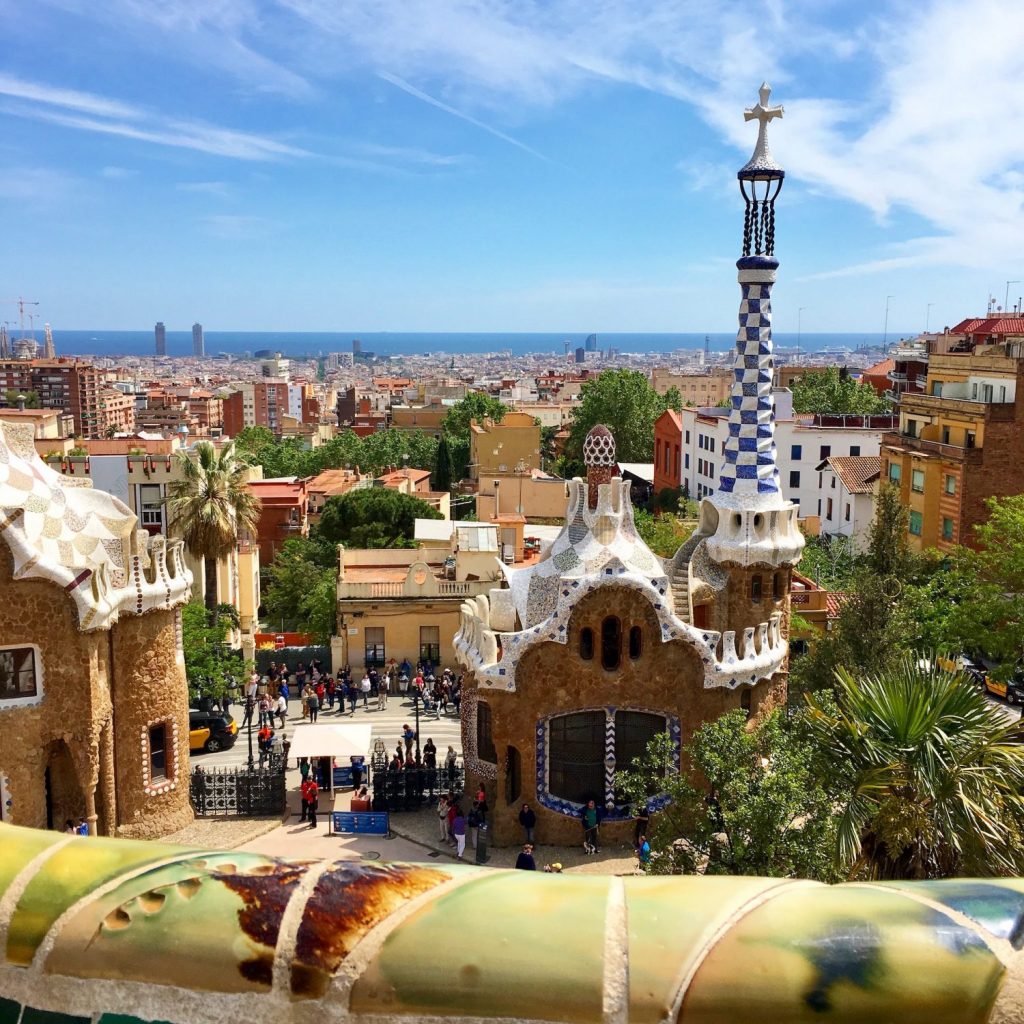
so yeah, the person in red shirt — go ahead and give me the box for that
[301,778,320,829]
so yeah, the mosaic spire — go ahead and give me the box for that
[716,83,786,509]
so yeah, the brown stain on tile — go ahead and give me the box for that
[213,861,307,985]
[290,864,448,999]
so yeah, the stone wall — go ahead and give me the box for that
[465,586,783,848]
[0,537,192,838]
[110,608,193,839]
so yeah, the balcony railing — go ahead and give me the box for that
[882,431,984,464]
[338,575,497,601]
[902,392,1016,419]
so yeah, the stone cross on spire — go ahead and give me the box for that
[741,83,784,175]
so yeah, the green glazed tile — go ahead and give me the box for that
[624,875,791,1023]
[21,1010,88,1024]
[880,879,1024,948]
[351,873,610,1021]
[0,997,21,1024]
[0,826,69,906]
[7,835,190,966]
[44,851,304,994]
[680,884,1005,1024]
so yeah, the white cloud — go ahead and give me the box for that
[0,165,78,202]
[177,180,233,197]
[200,213,276,239]
[99,165,136,179]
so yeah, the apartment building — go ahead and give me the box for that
[467,412,542,481]
[0,359,131,437]
[662,390,893,518]
[817,456,881,552]
[650,367,732,405]
[881,319,1024,550]
[222,379,289,437]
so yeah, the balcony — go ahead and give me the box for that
[901,392,1016,421]
[338,566,497,602]
[882,431,984,465]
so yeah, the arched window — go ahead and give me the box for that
[740,689,752,719]
[579,627,594,661]
[477,700,497,763]
[772,572,781,600]
[601,617,621,670]
[628,626,642,660]
[750,575,763,602]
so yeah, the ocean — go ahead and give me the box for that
[46,331,895,360]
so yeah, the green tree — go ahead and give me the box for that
[181,602,247,702]
[564,370,669,475]
[633,508,694,558]
[796,534,858,591]
[807,654,1024,879]
[617,710,842,880]
[319,488,441,549]
[166,441,261,614]
[791,367,889,415]
[790,484,929,695]
[262,537,337,643]
[433,433,453,493]
[442,392,509,438]
[942,495,1024,675]
[4,389,41,408]
[663,386,683,412]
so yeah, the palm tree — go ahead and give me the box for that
[166,441,261,615]
[806,653,1024,880]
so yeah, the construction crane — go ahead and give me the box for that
[26,312,39,340]
[2,297,39,337]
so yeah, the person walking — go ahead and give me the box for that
[582,799,600,855]
[452,807,467,859]
[278,678,290,716]
[360,672,372,708]
[518,803,536,844]
[307,686,320,724]
[299,772,312,823]
[515,844,537,870]
[377,672,389,710]
[423,738,437,769]
[347,680,358,716]
[402,723,415,757]
[444,745,457,785]
[275,692,287,729]
[637,835,651,871]
[467,802,481,849]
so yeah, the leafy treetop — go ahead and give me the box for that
[791,367,889,415]
[319,488,442,549]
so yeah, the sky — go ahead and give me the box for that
[1,0,1024,334]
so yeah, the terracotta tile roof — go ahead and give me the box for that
[950,317,1024,335]
[826,592,847,619]
[862,358,894,377]
[822,455,882,494]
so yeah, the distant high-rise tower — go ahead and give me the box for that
[192,322,204,358]
[43,323,55,359]
[585,333,598,352]
[352,339,362,354]
[155,322,166,356]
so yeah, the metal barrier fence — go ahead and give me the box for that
[189,758,287,817]
[370,766,465,811]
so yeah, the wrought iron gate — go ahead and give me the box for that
[189,759,286,817]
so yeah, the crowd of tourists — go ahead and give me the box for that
[231,658,463,725]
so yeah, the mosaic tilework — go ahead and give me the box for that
[4,820,1024,1024]
[718,261,782,501]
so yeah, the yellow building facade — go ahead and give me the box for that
[882,342,1024,551]
[468,412,541,481]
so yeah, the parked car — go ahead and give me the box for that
[189,710,239,753]
[982,670,1024,705]
[936,654,986,687]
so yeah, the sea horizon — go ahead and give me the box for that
[44,330,904,360]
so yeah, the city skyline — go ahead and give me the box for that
[2,1,1023,332]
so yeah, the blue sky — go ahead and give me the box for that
[1,0,1023,334]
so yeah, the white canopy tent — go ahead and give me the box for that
[288,723,373,761]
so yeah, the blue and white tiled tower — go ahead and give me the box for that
[701,84,804,568]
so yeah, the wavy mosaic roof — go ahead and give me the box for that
[0,423,191,630]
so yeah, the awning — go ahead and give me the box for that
[288,724,373,760]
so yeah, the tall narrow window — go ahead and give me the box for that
[628,626,642,660]
[149,724,167,781]
[579,627,594,661]
[364,627,386,667]
[548,711,605,804]
[477,701,497,763]
[601,617,621,670]
[772,572,781,600]
[751,575,763,601]
[419,625,440,665]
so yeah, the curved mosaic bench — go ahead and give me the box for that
[1,822,1023,1023]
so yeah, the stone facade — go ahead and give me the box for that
[0,422,193,839]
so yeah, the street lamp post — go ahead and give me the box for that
[245,695,256,772]
[883,295,894,347]
[412,687,422,764]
